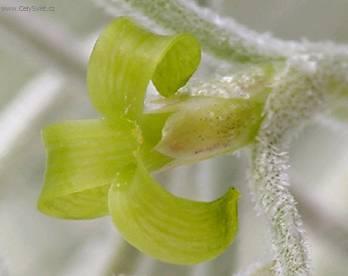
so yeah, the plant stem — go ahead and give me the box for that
[96,0,348,63]
[250,66,326,275]
[95,0,284,63]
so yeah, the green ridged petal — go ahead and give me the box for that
[38,119,139,219]
[109,158,239,264]
[87,17,201,121]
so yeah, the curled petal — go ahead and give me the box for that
[109,158,239,264]
[87,17,201,121]
[38,119,138,219]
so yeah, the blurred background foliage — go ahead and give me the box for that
[0,0,348,275]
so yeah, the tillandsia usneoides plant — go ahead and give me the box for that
[37,0,348,275]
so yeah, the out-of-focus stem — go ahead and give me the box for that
[292,186,348,255]
[0,14,86,81]
[96,0,282,63]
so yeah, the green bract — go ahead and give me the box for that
[156,96,263,161]
[38,17,243,264]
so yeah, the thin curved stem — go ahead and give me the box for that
[250,67,326,275]
[94,0,283,63]
[94,0,348,63]
[93,0,348,97]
